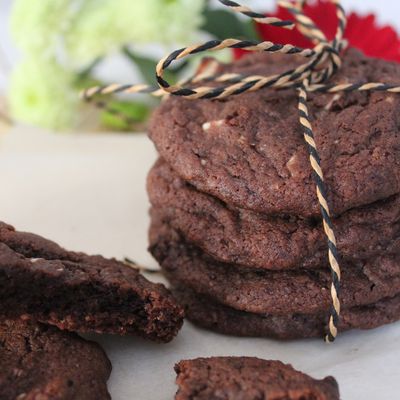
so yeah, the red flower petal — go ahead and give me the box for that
[345,13,400,62]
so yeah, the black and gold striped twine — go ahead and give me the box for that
[81,0,400,342]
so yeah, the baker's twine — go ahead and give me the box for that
[81,0,400,342]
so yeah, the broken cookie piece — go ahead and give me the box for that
[0,222,184,343]
[175,357,340,400]
[0,318,111,400]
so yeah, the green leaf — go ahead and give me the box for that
[201,9,259,41]
[242,20,260,42]
[122,47,179,86]
[100,100,150,131]
[74,75,102,91]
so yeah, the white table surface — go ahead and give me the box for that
[1,128,399,400]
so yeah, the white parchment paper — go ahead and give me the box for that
[1,128,399,400]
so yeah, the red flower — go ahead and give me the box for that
[234,0,400,63]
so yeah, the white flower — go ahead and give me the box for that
[9,57,79,130]
[63,0,126,66]
[123,0,206,45]
[9,0,72,56]
[64,0,206,65]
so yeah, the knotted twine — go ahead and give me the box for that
[82,0,400,342]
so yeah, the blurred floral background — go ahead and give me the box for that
[0,0,399,133]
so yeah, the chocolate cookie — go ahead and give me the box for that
[149,48,400,217]
[0,222,184,343]
[148,159,400,270]
[0,318,111,400]
[174,287,400,339]
[150,223,400,315]
[175,357,339,400]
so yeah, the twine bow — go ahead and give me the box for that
[82,0,400,342]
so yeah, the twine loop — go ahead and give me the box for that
[82,0,400,343]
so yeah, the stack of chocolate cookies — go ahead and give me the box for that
[147,48,400,339]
